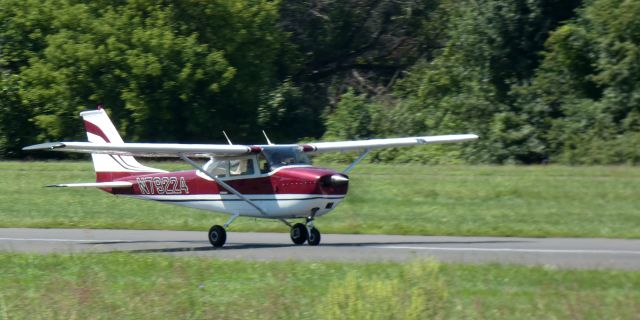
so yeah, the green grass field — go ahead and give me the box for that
[0,253,638,319]
[2,162,639,319]
[1,161,639,238]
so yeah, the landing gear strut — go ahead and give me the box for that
[207,213,239,248]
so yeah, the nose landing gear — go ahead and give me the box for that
[288,215,321,246]
[307,226,321,246]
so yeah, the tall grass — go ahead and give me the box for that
[0,253,638,319]
[319,261,447,320]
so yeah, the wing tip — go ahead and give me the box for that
[23,142,65,151]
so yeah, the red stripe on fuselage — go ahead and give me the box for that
[105,167,348,196]
[96,171,159,182]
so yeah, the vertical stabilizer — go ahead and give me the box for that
[80,108,165,181]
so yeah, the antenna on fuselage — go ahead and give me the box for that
[262,130,274,145]
[222,131,233,145]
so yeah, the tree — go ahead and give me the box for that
[0,0,293,158]
[279,0,453,126]
[364,0,581,163]
[0,72,37,157]
[523,0,640,164]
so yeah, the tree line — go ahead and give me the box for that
[1,0,639,164]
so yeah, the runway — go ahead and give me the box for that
[1,228,639,270]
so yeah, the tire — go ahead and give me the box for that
[290,223,308,245]
[208,225,227,248]
[307,227,321,246]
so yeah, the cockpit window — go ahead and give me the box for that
[203,159,228,177]
[230,159,254,176]
[203,157,256,177]
[261,146,311,170]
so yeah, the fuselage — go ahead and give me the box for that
[101,165,349,219]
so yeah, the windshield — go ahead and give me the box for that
[261,146,311,169]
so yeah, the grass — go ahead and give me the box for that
[0,253,638,319]
[1,161,639,238]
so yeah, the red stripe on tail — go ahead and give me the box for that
[84,120,111,143]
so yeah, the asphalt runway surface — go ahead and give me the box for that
[1,228,638,270]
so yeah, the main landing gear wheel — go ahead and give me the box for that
[307,227,321,246]
[290,223,308,245]
[208,225,226,248]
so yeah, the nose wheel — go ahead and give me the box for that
[289,220,321,246]
[307,227,321,246]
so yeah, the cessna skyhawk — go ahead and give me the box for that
[24,108,478,247]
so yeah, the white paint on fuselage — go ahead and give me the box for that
[123,194,345,219]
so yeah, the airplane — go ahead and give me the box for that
[23,107,478,247]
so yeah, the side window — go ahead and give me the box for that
[205,160,229,177]
[243,159,255,175]
[258,154,270,174]
[229,159,255,177]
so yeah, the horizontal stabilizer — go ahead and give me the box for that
[46,181,133,188]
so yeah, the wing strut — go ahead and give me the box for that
[343,149,370,174]
[179,154,268,217]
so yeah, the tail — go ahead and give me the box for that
[80,108,165,182]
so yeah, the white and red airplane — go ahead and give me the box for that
[24,108,477,247]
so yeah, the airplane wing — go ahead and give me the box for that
[23,134,478,157]
[23,142,255,158]
[303,134,478,153]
